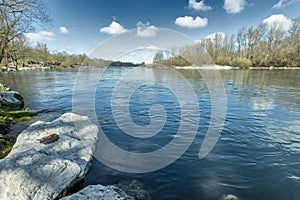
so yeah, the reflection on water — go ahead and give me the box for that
[1,68,300,200]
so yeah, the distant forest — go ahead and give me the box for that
[154,17,300,68]
[0,42,143,69]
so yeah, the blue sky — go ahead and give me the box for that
[26,0,300,62]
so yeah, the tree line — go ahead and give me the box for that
[0,0,109,69]
[153,17,300,68]
[3,39,92,68]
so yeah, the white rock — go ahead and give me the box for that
[0,113,99,200]
[220,194,239,200]
[7,68,16,72]
[18,67,31,71]
[61,184,134,200]
[0,91,24,110]
[0,66,8,71]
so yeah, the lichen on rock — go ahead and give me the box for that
[38,134,59,144]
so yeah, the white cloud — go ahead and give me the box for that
[188,0,212,11]
[175,16,208,29]
[100,21,128,35]
[272,0,295,9]
[59,26,69,34]
[223,0,247,14]
[25,31,56,43]
[205,32,226,40]
[262,14,292,32]
[136,22,159,38]
[138,45,162,51]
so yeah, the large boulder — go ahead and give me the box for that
[0,113,98,200]
[61,184,135,200]
[0,91,24,110]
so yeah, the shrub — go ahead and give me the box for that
[231,58,252,68]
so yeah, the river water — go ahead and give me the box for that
[1,67,300,200]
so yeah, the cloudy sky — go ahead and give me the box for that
[26,0,300,61]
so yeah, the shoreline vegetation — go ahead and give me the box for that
[0,108,37,158]
[1,63,300,73]
[0,83,37,158]
[175,65,300,70]
[151,17,300,69]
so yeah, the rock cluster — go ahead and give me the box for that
[0,113,98,200]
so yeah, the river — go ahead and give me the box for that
[1,67,300,200]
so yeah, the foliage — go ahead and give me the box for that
[161,55,191,66]
[0,135,14,159]
[153,17,300,68]
[152,51,164,64]
[0,109,37,136]
[0,109,37,121]
[230,58,252,68]
[0,108,37,158]
[0,115,13,132]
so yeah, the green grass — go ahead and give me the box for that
[0,109,37,159]
[0,116,13,131]
[0,108,37,134]
[0,136,14,159]
[0,109,37,122]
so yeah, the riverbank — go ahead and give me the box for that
[175,65,300,70]
[0,84,37,158]
[2,64,300,73]
[0,66,52,72]
[147,63,300,70]
[248,66,300,70]
[175,65,239,70]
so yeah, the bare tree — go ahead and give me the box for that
[152,51,164,64]
[237,28,245,57]
[0,0,50,66]
[9,34,26,68]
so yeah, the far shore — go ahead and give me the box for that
[175,65,300,70]
[175,65,239,70]
[1,64,300,73]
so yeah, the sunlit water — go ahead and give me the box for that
[1,67,300,200]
